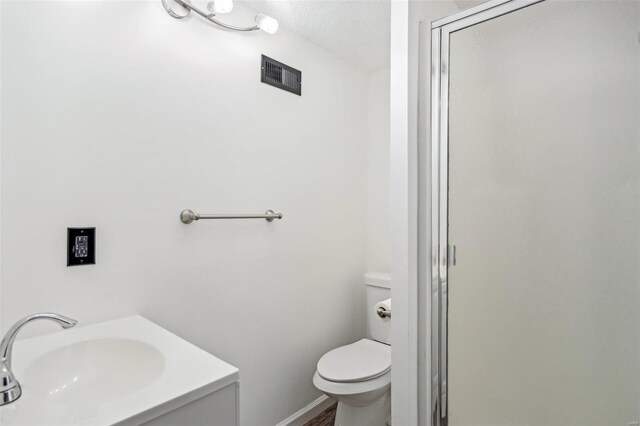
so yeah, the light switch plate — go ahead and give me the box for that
[67,228,95,266]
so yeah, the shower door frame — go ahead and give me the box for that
[429,0,545,423]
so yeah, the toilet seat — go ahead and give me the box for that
[313,370,391,397]
[317,339,391,383]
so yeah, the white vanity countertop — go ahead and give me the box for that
[0,315,239,426]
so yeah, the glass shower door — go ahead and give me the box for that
[445,1,640,425]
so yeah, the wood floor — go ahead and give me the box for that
[302,402,337,426]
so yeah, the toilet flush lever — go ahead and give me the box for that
[377,307,391,319]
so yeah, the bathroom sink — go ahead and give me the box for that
[23,338,165,405]
[0,316,239,426]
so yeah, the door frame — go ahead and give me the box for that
[429,1,545,423]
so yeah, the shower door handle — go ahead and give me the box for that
[448,245,457,266]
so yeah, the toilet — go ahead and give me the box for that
[313,272,391,426]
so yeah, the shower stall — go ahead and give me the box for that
[429,0,640,424]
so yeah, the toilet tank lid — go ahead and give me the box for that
[364,272,391,288]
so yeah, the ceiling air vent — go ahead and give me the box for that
[261,55,301,96]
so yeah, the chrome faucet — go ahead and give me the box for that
[0,313,77,406]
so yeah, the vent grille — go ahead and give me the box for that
[261,55,301,96]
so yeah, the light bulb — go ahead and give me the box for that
[255,14,278,35]
[207,0,233,14]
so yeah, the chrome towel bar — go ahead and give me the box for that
[180,209,283,224]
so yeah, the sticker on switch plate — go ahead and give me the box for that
[67,228,95,266]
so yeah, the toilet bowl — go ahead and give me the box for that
[313,339,390,426]
[313,273,391,426]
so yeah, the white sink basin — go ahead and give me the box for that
[24,338,165,404]
[0,316,239,426]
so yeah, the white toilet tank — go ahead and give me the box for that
[365,272,391,345]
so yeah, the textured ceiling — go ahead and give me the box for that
[243,0,391,73]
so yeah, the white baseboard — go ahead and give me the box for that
[275,395,335,426]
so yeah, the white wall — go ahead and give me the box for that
[0,1,376,424]
[366,68,390,273]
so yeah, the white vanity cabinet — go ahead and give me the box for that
[0,316,240,426]
[141,381,239,426]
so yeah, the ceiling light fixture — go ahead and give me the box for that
[255,14,279,35]
[161,0,278,34]
[207,0,233,14]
